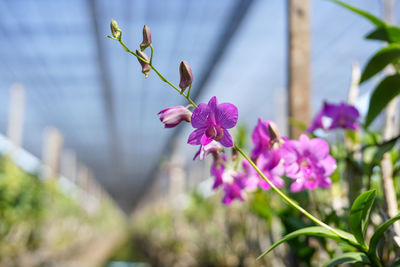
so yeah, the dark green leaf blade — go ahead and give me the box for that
[365,74,400,127]
[257,226,355,260]
[369,214,400,256]
[360,44,400,83]
[349,190,376,247]
[323,252,370,267]
[366,26,400,43]
[329,0,385,27]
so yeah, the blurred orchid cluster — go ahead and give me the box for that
[159,94,360,205]
[109,4,400,263]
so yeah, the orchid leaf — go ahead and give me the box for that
[323,252,370,267]
[349,190,376,248]
[329,0,385,27]
[366,26,400,43]
[369,214,400,256]
[365,74,400,127]
[257,226,355,260]
[360,44,400,83]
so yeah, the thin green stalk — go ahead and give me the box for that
[149,44,154,65]
[235,147,339,232]
[187,84,192,98]
[117,39,197,108]
[110,35,377,258]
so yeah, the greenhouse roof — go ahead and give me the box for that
[0,0,397,210]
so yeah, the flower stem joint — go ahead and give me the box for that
[110,19,122,40]
[136,50,151,78]
[179,61,193,92]
[140,25,152,51]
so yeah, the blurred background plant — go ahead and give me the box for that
[0,154,126,266]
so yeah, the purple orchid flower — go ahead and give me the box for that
[210,158,246,205]
[193,140,224,160]
[307,102,360,133]
[222,175,247,205]
[281,134,336,192]
[158,106,192,128]
[326,102,360,130]
[241,150,285,191]
[251,119,279,159]
[188,96,238,147]
[210,157,225,189]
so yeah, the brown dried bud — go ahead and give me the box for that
[268,122,281,146]
[136,50,151,78]
[179,61,193,91]
[140,25,152,51]
[110,19,121,40]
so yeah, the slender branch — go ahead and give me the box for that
[149,44,154,65]
[116,39,197,108]
[187,84,192,98]
[234,146,355,242]
[109,35,370,255]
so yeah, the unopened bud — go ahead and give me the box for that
[268,122,281,146]
[140,25,152,51]
[110,19,121,40]
[136,50,151,78]
[179,61,193,91]
[158,106,192,128]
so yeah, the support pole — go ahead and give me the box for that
[380,0,400,243]
[288,0,311,138]
[42,127,63,180]
[7,83,25,147]
[61,148,77,182]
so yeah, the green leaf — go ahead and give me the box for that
[365,74,400,127]
[257,226,355,260]
[366,26,400,43]
[371,138,398,165]
[360,44,400,83]
[289,117,307,132]
[369,213,400,256]
[391,259,400,267]
[349,190,376,248]
[323,252,370,267]
[329,0,385,27]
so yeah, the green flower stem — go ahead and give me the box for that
[149,44,154,65]
[187,84,192,98]
[111,36,375,258]
[234,145,355,242]
[116,39,197,108]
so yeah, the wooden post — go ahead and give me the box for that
[380,0,400,242]
[60,149,77,182]
[7,83,25,147]
[77,164,89,191]
[42,127,63,180]
[345,63,362,203]
[288,0,311,138]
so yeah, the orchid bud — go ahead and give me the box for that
[268,122,281,146]
[158,106,192,128]
[140,25,152,51]
[110,19,121,40]
[179,61,193,91]
[136,50,151,78]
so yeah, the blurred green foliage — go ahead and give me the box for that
[0,155,125,265]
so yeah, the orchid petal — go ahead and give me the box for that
[187,128,205,145]
[200,134,213,146]
[309,138,329,159]
[216,103,238,129]
[191,103,210,128]
[219,129,234,147]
